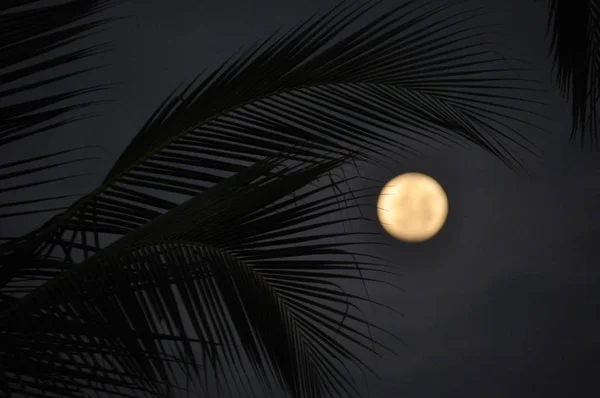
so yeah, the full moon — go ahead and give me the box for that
[377,172,448,242]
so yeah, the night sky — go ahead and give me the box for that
[3,0,600,396]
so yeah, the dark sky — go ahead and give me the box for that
[4,0,600,396]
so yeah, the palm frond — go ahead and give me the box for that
[540,0,600,147]
[0,147,102,220]
[1,153,401,397]
[0,0,118,142]
[0,0,119,234]
[0,0,546,297]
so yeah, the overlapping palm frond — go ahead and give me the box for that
[1,153,401,397]
[539,0,600,147]
[0,0,546,299]
[0,0,118,228]
[0,0,549,396]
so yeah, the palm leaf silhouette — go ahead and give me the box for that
[0,0,120,306]
[3,153,401,397]
[1,0,546,396]
[0,0,119,229]
[1,0,543,294]
[540,0,600,147]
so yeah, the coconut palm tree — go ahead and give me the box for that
[0,0,545,397]
[540,0,600,147]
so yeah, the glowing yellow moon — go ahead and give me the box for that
[377,172,448,242]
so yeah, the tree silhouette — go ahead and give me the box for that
[0,0,546,396]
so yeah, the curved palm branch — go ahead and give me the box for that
[1,153,402,397]
[540,0,600,147]
[0,0,545,298]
